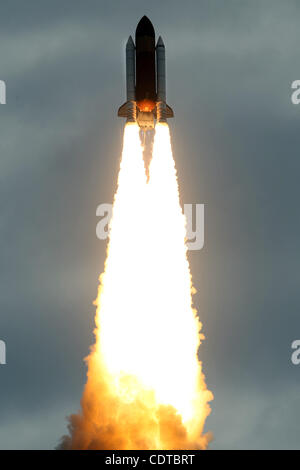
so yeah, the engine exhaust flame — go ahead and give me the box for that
[60,123,213,450]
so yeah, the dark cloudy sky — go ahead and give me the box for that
[0,0,300,449]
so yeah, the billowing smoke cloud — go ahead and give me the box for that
[59,356,212,449]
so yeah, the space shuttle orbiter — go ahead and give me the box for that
[118,16,174,130]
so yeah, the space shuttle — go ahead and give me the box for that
[118,16,174,130]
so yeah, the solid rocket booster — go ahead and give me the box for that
[126,36,135,102]
[156,36,166,103]
[118,16,174,130]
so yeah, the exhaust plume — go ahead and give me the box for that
[59,123,213,450]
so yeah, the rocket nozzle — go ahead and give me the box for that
[126,101,137,123]
[156,101,167,123]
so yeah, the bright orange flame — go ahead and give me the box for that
[137,99,156,112]
[61,122,213,450]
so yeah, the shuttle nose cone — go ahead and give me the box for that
[136,16,155,38]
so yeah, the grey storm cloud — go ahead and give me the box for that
[0,0,300,449]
